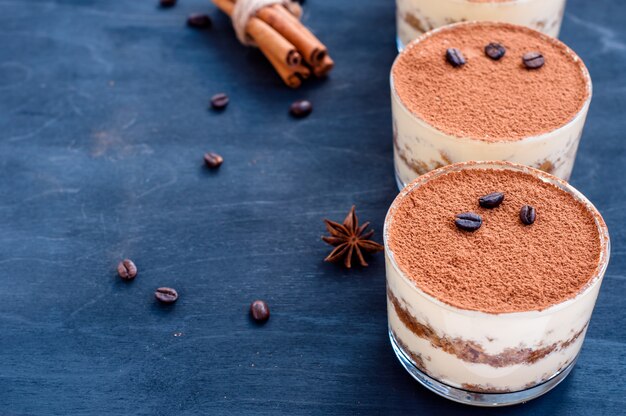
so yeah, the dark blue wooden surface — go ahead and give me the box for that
[1,0,625,414]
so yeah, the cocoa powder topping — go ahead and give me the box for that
[392,22,590,141]
[387,168,602,313]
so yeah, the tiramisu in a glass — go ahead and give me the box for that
[391,22,591,189]
[385,161,610,406]
[397,0,566,50]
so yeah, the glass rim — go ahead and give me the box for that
[383,160,611,317]
[390,21,593,144]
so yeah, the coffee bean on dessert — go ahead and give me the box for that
[446,48,466,67]
[289,100,312,118]
[187,13,212,29]
[117,259,137,280]
[210,93,229,110]
[520,205,537,225]
[250,300,270,322]
[155,287,178,304]
[522,52,545,69]
[484,43,506,60]
[479,192,505,208]
[455,212,482,232]
[204,152,224,169]
[159,0,176,8]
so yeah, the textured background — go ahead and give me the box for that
[1,0,625,414]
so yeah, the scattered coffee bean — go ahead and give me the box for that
[484,43,506,60]
[117,259,137,280]
[210,93,229,110]
[522,52,545,69]
[187,13,212,29]
[289,100,312,118]
[250,300,270,322]
[155,287,178,304]
[204,152,224,169]
[446,48,466,67]
[520,205,537,225]
[479,192,505,209]
[159,0,177,8]
[455,212,482,232]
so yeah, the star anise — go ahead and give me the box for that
[322,206,384,268]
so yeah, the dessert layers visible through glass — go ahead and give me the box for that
[384,162,610,405]
[396,0,567,50]
[391,22,592,189]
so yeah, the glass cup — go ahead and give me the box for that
[396,0,567,51]
[391,22,592,190]
[384,161,610,406]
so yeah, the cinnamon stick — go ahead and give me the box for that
[294,63,311,80]
[213,0,301,67]
[262,4,327,67]
[264,45,302,88]
[313,55,334,78]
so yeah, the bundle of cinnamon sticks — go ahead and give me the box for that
[212,0,334,88]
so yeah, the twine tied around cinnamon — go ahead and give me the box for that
[232,0,300,45]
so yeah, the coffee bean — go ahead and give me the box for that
[210,93,229,110]
[446,48,466,67]
[159,0,177,8]
[187,13,212,29]
[455,212,482,232]
[204,152,223,169]
[479,192,505,208]
[155,287,178,304]
[289,100,312,118]
[117,259,137,280]
[484,43,506,60]
[520,205,537,225]
[250,300,270,322]
[523,52,545,69]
